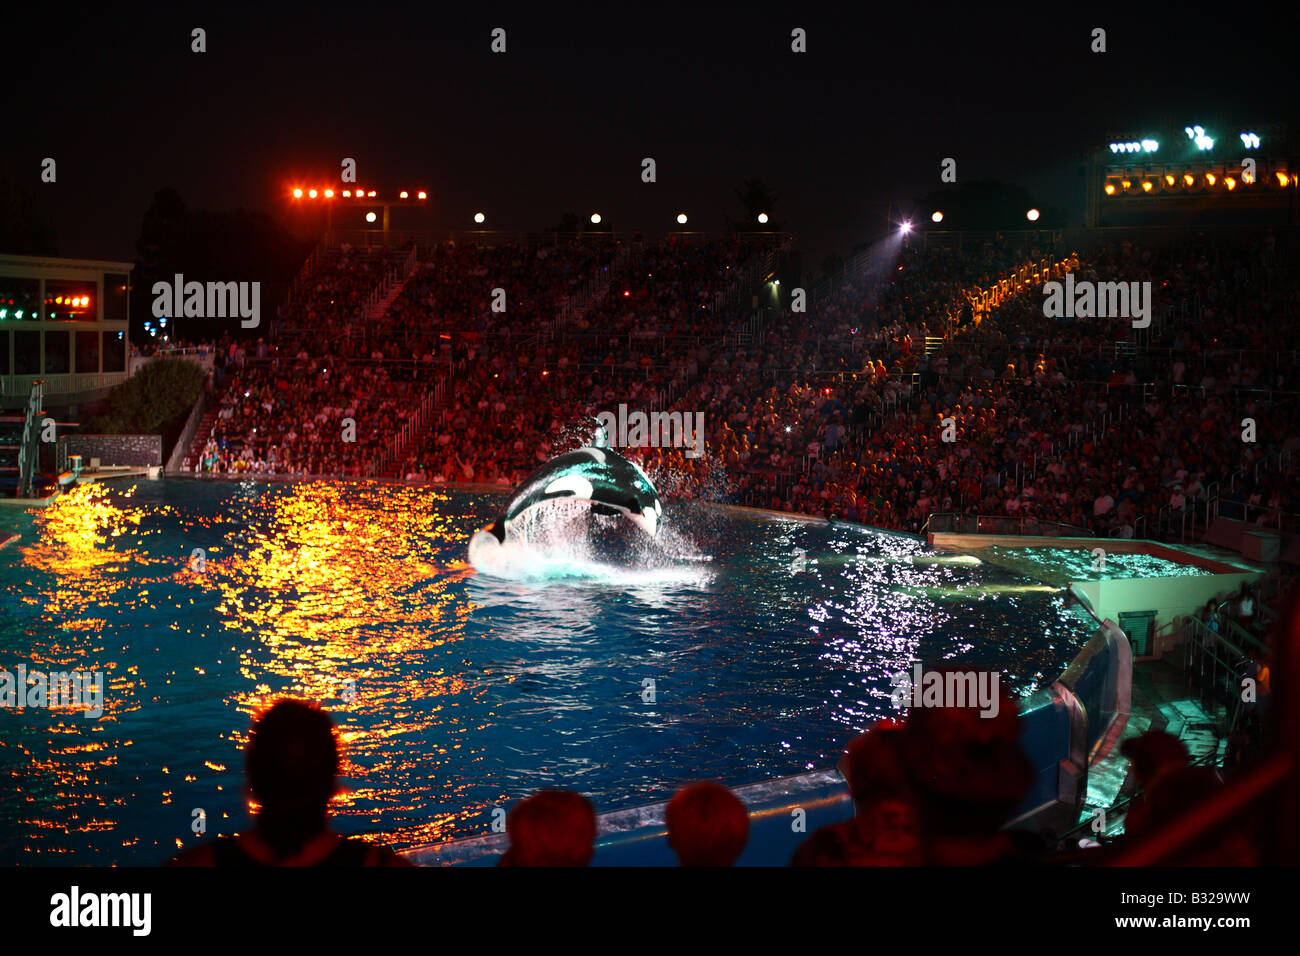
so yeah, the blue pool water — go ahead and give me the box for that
[0,478,1094,865]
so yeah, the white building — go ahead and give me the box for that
[0,253,133,403]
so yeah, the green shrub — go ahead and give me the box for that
[85,358,204,434]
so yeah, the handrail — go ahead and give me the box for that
[166,391,208,474]
[16,379,44,497]
[925,512,1093,538]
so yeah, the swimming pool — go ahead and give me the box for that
[0,478,1094,865]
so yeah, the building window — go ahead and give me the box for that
[0,277,40,320]
[45,330,71,373]
[104,273,129,322]
[76,330,100,373]
[44,280,96,322]
[103,330,125,373]
[14,330,40,374]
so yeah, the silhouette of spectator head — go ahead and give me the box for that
[837,718,913,813]
[899,668,1033,839]
[824,720,923,864]
[245,699,339,852]
[1139,765,1258,864]
[1120,730,1188,790]
[500,790,597,867]
[790,825,856,867]
[665,781,750,866]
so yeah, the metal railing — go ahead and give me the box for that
[924,512,1093,537]
[2,372,129,399]
[166,392,208,474]
[1181,615,1256,731]
[371,384,442,478]
[15,380,44,498]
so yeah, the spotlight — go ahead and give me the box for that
[323,189,334,198]
[342,190,351,197]
[677,213,688,224]
[1026,208,1040,221]
[931,210,943,223]
[757,213,769,224]
[1278,172,1291,188]
[292,188,303,198]
[1183,173,1195,187]
[367,190,377,197]
[417,191,427,200]
[400,191,409,199]
[900,221,912,233]
[308,189,318,198]
[366,211,377,223]
[474,212,485,224]
[1164,174,1176,187]
[1104,183,1116,195]
[1141,181,1154,192]
[1225,176,1237,190]
[591,213,602,224]
[1206,173,1217,186]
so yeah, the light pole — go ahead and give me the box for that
[290,186,428,242]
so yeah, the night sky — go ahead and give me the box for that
[4,2,1295,267]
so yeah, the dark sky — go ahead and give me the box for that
[4,2,1295,267]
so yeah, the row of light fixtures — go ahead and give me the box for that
[928,209,1040,224]
[291,188,427,200]
[1104,169,1291,195]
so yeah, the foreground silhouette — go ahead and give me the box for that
[497,790,597,866]
[169,699,411,867]
[666,781,750,866]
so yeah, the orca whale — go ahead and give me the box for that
[474,443,663,548]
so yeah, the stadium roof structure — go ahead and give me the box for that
[0,253,135,277]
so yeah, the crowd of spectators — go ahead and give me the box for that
[186,228,1299,543]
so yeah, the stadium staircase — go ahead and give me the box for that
[364,257,418,322]
[181,407,219,472]
[554,243,627,333]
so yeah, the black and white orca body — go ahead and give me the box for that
[472,444,663,552]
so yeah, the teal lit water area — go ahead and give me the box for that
[0,479,1094,864]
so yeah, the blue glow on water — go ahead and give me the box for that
[0,479,1092,864]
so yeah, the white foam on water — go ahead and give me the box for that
[468,498,711,586]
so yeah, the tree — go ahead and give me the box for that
[85,358,205,434]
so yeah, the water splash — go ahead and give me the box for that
[468,498,711,584]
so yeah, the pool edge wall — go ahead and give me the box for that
[402,619,1127,866]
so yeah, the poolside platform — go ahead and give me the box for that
[0,491,59,508]
[73,465,160,483]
